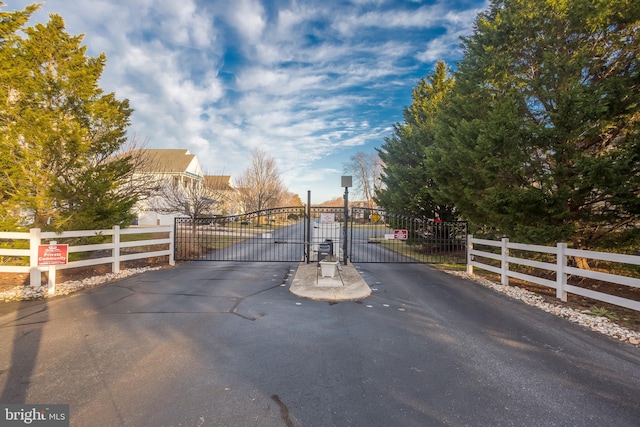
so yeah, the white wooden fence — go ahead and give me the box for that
[0,226,174,288]
[467,236,640,312]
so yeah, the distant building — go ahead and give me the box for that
[130,149,242,225]
[203,175,241,216]
[132,149,204,226]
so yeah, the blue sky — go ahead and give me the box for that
[10,0,489,203]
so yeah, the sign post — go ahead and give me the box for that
[37,241,68,296]
[341,176,352,265]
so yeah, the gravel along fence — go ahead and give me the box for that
[446,271,640,347]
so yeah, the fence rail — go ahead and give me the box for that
[467,235,640,312]
[0,226,174,287]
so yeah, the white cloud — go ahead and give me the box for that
[10,0,489,203]
[414,5,485,63]
[235,67,326,95]
[224,0,266,44]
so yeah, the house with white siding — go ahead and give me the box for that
[132,149,205,226]
[203,175,241,216]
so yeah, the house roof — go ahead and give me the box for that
[205,175,234,191]
[135,149,201,175]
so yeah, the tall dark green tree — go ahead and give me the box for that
[429,0,640,249]
[0,2,40,229]
[0,4,135,230]
[376,61,456,220]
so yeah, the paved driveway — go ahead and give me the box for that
[1,261,639,426]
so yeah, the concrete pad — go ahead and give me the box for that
[289,262,371,301]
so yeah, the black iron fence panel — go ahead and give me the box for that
[174,207,306,262]
[349,208,467,264]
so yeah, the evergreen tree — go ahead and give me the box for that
[429,0,640,249]
[0,2,40,229]
[0,4,135,230]
[376,61,456,220]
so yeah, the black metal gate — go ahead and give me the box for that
[174,207,306,262]
[349,207,467,264]
[174,206,466,264]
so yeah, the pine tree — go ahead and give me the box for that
[0,5,135,231]
[376,61,456,220]
[429,0,640,249]
[0,2,41,229]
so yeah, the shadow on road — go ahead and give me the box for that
[0,295,49,403]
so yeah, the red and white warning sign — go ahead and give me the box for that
[393,229,408,240]
[38,243,69,266]
[386,230,408,240]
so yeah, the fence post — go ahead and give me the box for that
[466,234,474,275]
[29,228,41,287]
[113,225,120,274]
[501,237,509,286]
[47,241,57,296]
[169,226,175,266]
[556,242,567,302]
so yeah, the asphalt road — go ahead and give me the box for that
[1,261,639,426]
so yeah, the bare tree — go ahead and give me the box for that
[151,179,219,218]
[343,151,384,208]
[277,190,304,207]
[149,175,230,233]
[114,135,164,204]
[234,149,285,217]
[122,146,237,230]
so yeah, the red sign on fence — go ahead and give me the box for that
[38,244,68,266]
[393,229,408,240]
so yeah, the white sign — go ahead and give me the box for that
[320,213,335,223]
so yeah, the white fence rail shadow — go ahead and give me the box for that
[467,235,640,312]
[0,226,174,288]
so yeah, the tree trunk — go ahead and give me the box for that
[574,256,590,270]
